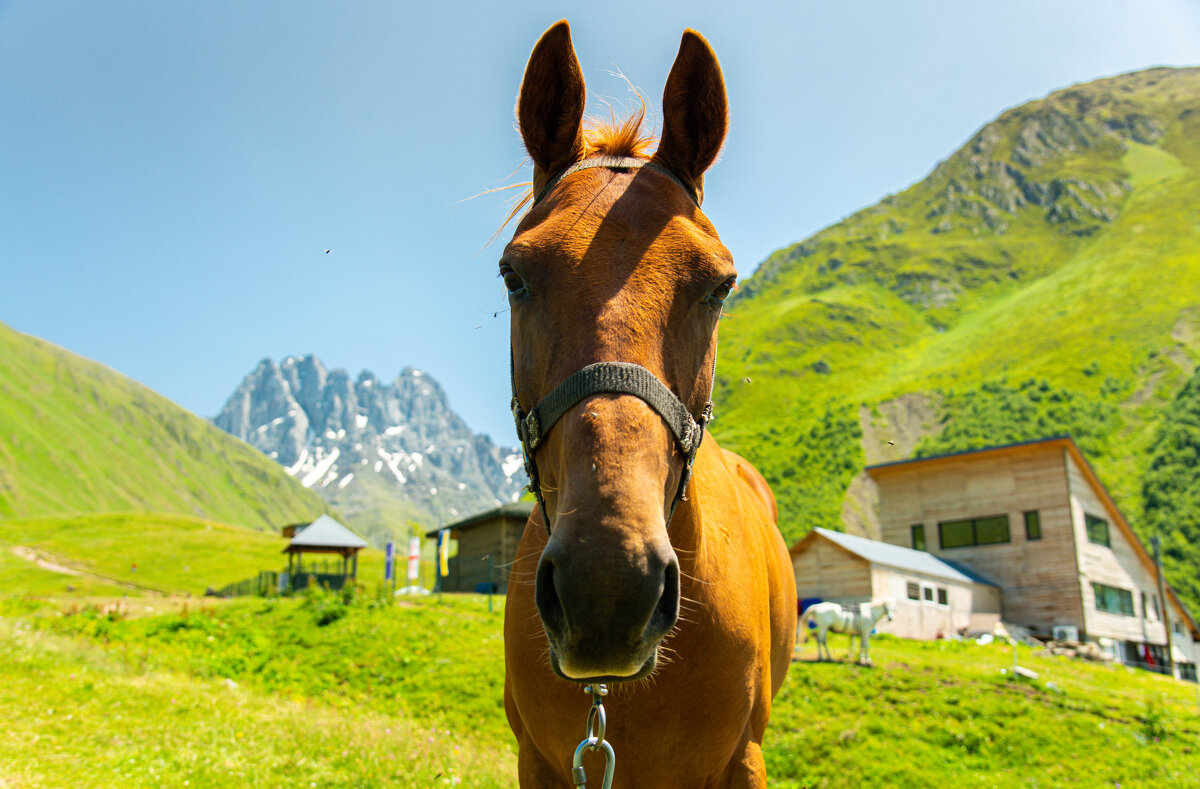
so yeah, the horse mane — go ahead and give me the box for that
[494,100,657,236]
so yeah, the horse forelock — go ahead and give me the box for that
[582,102,657,159]
[496,105,658,235]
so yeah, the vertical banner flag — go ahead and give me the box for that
[438,529,450,577]
[384,541,395,583]
[407,535,420,584]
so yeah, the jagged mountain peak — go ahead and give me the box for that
[213,355,525,544]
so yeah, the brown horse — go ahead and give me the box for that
[502,21,797,788]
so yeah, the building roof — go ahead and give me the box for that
[284,515,368,551]
[863,435,1073,474]
[426,501,535,538]
[797,527,999,587]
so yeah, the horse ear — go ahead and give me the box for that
[652,30,728,205]
[518,20,587,194]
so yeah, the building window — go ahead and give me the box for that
[1092,583,1134,616]
[1024,511,1042,541]
[911,524,926,551]
[1085,514,1111,547]
[907,581,920,601]
[938,515,1011,549]
[917,582,948,606]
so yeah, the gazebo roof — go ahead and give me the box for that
[283,515,368,553]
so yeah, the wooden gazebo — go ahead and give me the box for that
[283,515,368,591]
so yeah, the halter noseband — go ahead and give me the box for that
[512,156,713,535]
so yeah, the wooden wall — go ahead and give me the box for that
[1066,454,1175,646]
[447,515,524,592]
[792,540,872,603]
[873,444,1084,637]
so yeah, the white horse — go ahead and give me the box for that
[800,598,895,664]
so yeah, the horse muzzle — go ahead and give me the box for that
[534,530,680,682]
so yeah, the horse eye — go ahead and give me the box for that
[708,277,736,306]
[499,265,527,296]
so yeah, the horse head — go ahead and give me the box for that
[883,598,896,622]
[505,21,733,682]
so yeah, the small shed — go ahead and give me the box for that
[283,515,368,591]
[428,502,533,593]
[792,527,1002,640]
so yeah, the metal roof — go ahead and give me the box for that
[809,527,998,587]
[287,515,368,549]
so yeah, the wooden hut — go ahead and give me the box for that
[427,502,533,593]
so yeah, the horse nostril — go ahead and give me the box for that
[535,556,566,640]
[648,557,680,638]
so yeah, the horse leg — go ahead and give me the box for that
[861,632,871,666]
[718,732,768,788]
[516,732,564,787]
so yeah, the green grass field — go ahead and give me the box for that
[0,511,387,598]
[4,592,1198,788]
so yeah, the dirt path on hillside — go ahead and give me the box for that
[9,545,167,595]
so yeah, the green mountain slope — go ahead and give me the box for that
[712,68,1200,606]
[0,322,330,530]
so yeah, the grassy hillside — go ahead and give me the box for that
[3,593,1198,787]
[0,511,386,597]
[0,322,330,530]
[1142,367,1200,613]
[712,68,1200,607]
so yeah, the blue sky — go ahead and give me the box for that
[3,1,1199,444]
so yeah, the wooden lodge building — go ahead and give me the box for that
[855,436,1200,679]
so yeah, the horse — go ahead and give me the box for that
[800,599,895,665]
[501,21,798,788]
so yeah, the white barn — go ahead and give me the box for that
[791,527,1002,640]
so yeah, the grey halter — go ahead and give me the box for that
[511,156,714,535]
